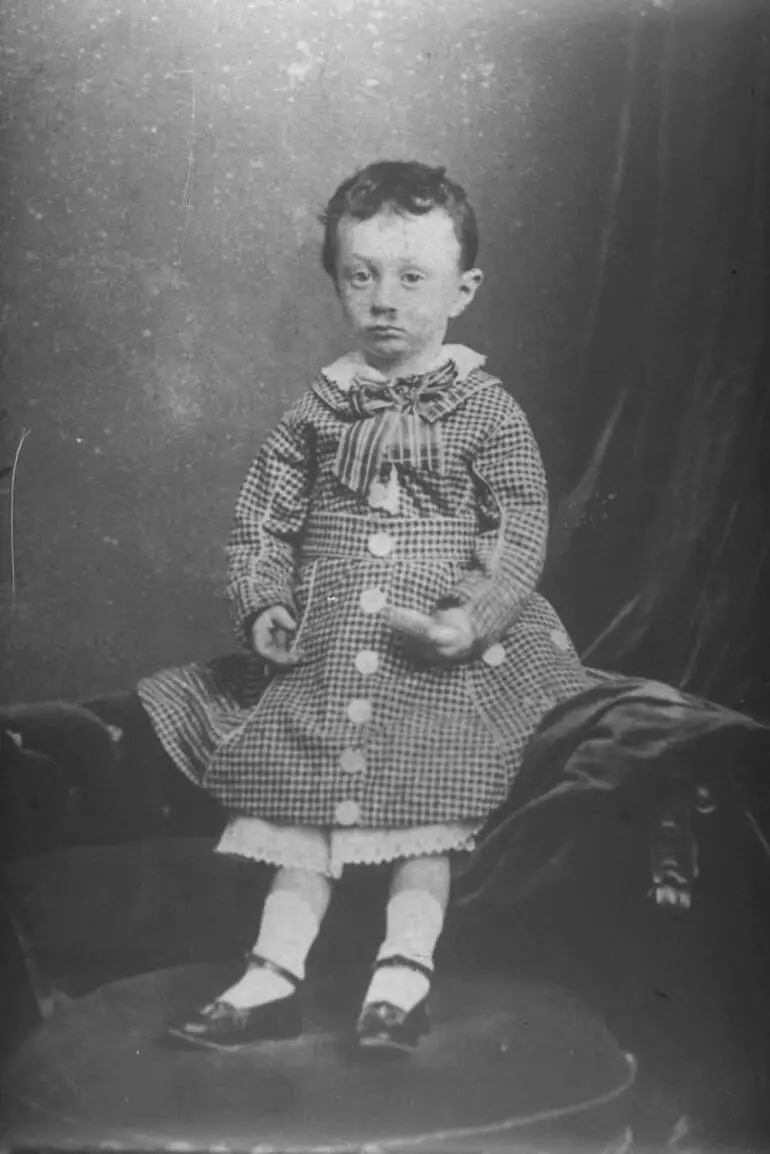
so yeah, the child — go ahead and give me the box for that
[145,160,591,1053]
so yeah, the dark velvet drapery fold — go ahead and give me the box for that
[542,1,770,713]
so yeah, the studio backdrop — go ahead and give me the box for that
[1,0,767,712]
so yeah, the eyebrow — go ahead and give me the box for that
[343,253,430,270]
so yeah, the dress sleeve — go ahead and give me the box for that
[437,405,549,644]
[225,406,313,646]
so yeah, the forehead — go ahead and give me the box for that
[336,208,462,267]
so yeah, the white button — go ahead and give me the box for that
[354,650,380,676]
[482,643,506,667]
[368,482,389,509]
[360,587,387,614]
[335,798,362,825]
[368,532,395,558]
[549,629,570,652]
[340,748,366,775]
[347,699,373,725]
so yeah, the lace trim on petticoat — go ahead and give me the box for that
[215,817,480,878]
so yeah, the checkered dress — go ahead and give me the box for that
[138,352,591,832]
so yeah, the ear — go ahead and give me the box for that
[450,267,484,318]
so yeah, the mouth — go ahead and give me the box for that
[368,326,404,339]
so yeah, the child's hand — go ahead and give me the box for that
[251,606,300,667]
[428,606,476,662]
[387,605,475,663]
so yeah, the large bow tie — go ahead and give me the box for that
[335,361,457,496]
[349,361,457,417]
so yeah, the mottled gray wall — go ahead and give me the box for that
[1,0,628,701]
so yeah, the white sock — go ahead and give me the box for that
[218,889,320,1009]
[364,889,445,1013]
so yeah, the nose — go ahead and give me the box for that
[370,276,398,316]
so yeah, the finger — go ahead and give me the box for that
[257,638,300,667]
[254,621,293,664]
[268,648,300,667]
[270,606,297,632]
[252,623,271,657]
[431,626,469,656]
[430,625,457,647]
[433,635,473,660]
[412,636,456,663]
[432,644,462,661]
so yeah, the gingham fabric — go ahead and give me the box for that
[138,350,592,828]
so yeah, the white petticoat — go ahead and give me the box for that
[216,816,480,878]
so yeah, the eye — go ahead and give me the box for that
[349,269,372,286]
[401,271,425,287]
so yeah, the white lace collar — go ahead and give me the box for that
[320,344,487,392]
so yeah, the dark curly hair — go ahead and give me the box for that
[319,160,479,279]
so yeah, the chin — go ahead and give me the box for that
[365,346,408,367]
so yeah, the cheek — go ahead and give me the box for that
[434,286,464,324]
[339,289,369,319]
[414,298,448,328]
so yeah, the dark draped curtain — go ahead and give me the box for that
[541,0,770,716]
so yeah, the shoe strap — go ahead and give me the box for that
[374,953,434,981]
[243,951,302,988]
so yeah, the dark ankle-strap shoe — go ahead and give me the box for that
[165,954,302,1050]
[356,954,432,1054]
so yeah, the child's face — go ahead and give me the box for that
[334,207,483,375]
